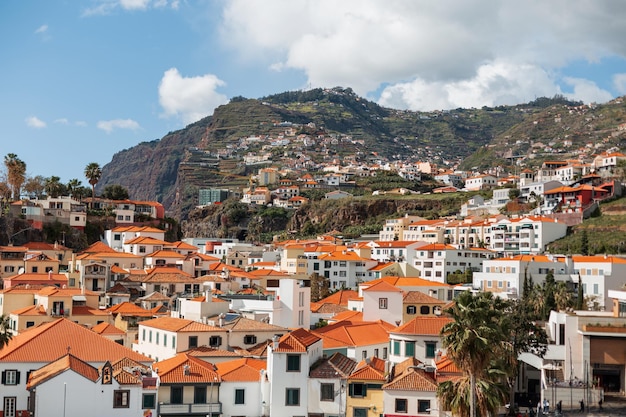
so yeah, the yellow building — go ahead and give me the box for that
[347,356,386,417]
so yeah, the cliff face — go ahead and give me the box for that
[98,117,212,209]
[180,196,469,242]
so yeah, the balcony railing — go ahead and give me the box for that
[159,403,221,415]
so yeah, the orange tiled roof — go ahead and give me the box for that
[140,317,226,333]
[317,289,359,306]
[330,310,363,323]
[350,357,386,381]
[273,328,320,352]
[91,322,126,336]
[108,301,155,317]
[383,367,437,391]
[314,320,393,347]
[392,317,452,336]
[403,291,447,305]
[362,280,403,293]
[436,355,461,374]
[26,354,100,389]
[155,353,221,384]
[79,241,116,254]
[0,318,151,363]
[216,358,266,382]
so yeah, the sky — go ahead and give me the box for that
[2,0,626,184]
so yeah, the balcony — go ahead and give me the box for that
[159,402,221,415]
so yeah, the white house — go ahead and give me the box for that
[267,329,323,417]
[216,358,269,417]
[362,280,404,325]
[388,317,452,365]
[26,354,156,417]
[133,316,228,361]
[308,352,357,417]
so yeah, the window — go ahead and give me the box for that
[32,266,38,273]
[349,383,366,397]
[4,266,14,273]
[188,336,198,348]
[362,350,367,359]
[26,321,34,328]
[163,334,167,346]
[374,348,379,357]
[383,347,388,359]
[286,354,301,371]
[113,390,130,408]
[243,335,257,345]
[420,306,430,315]
[379,298,388,309]
[171,386,183,404]
[354,408,368,417]
[320,383,334,401]
[139,246,146,253]
[209,335,222,347]
[235,388,245,404]
[405,341,415,357]
[407,305,416,314]
[142,393,156,409]
[393,340,400,355]
[418,400,431,413]
[194,386,207,404]
[426,342,437,358]
[1,370,20,385]
[285,388,300,406]
[395,398,408,413]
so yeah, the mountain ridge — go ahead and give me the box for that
[97,88,626,220]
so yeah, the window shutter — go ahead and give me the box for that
[348,383,354,396]
[1,370,6,384]
[16,371,20,384]
[362,384,367,396]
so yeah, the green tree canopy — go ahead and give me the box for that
[101,184,130,200]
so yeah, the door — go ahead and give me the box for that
[4,397,16,417]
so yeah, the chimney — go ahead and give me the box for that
[183,364,190,376]
[272,335,279,350]
[48,270,53,280]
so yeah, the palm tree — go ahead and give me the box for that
[0,314,12,349]
[438,367,508,417]
[66,178,82,198]
[4,153,27,200]
[84,162,102,207]
[44,176,64,198]
[440,291,504,417]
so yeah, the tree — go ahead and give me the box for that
[542,271,557,320]
[500,300,548,415]
[101,184,129,200]
[4,153,27,200]
[44,176,65,198]
[66,178,82,198]
[580,230,589,256]
[23,175,46,199]
[0,314,12,349]
[576,274,584,310]
[309,272,330,302]
[440,291,506,417]
[84,162,102,205]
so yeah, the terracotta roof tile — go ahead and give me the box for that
[155,353,221,384]
[273,328,320,352]
[309,352,357,378]
[216,358,266,382]
[0,318,151,363]
[392,317,452,336]
[91,322,126,336]
[27,354,100,389]
[140,317,226,333]
[383,367,438,391]
[317,289,359,306]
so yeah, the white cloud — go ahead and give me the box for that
[97,119,141,133]
[25,116,46,129]
[561,77,614,105]
[83,0,177,15]
[158,68,229,125]
[119,0,150,10]
[54,118,69,125]
[219,0,626,110]
[614,74,626,94]
[34,25,48,34]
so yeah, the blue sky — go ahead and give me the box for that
[2,0,626,184]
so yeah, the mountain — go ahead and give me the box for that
[98,88,626,220]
